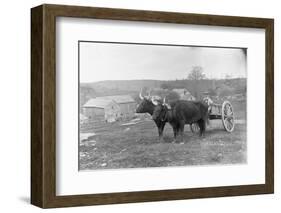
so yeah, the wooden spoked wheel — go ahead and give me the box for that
[221,101,235,132]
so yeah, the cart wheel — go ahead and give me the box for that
[190,123,200,133]
[221,101,235,132]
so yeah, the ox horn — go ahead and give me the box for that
[163,97,171,109]
[139,88,144,100]
[148,89,151,98]
[151,96,159,106]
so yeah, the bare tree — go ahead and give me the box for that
[187,66,206,99]
[187,66,206,80]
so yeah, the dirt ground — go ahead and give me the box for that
[79,101,247,170]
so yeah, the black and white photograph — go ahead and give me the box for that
[79,41,247,170]
[28,2,274,209]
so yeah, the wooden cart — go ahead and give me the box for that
[190,97,235,133]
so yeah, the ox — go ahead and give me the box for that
[152,98,209,143]
[135,89,166,141]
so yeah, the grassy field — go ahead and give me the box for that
[79,101,247,170]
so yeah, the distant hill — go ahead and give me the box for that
[82,78,246,95]
[80,78,246,108]
[82,80,162,92]
[79,86,96,112]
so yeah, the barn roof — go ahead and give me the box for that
[83,98,114,109]
[172,88,191,95]
[181,94,196,101]
[96,95,135,104]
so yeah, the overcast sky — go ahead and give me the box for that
[79,42,247,83]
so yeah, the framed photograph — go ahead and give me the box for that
[31,4,274,208]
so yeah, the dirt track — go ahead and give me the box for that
[79,116,247,170]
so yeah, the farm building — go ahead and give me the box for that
[82,95,136,122]
[82,98,121,122]
[95,95,136,118]
[172,88,196,101]
[80,113,88,124]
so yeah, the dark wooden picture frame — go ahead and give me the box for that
[31,4,274,208]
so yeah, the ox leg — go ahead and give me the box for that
[158,123,166,142]
[178,122,185,143]
[172,125,178,143]
[198,119,206,137]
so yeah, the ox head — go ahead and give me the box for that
[135,89,160,115]
[203,97,213,113]
[152,97,171,121]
